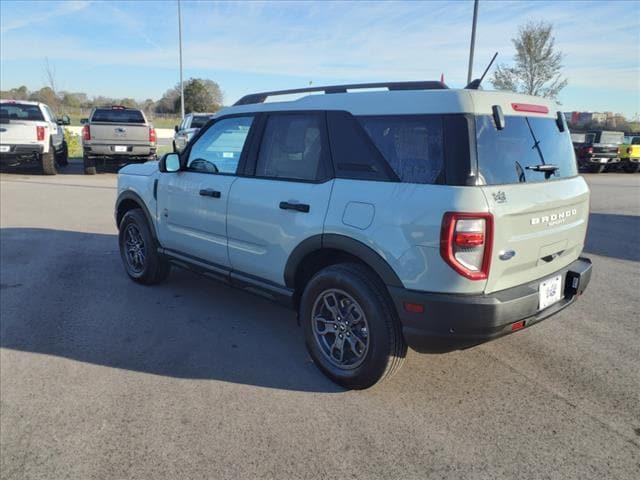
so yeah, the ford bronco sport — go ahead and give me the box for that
[115,81,592,389]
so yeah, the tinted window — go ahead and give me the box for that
[256,113,324,181]
[187,116,253,174]
[92,109,145,123]
[190,116,210,129]
[632,137,640,145]
[599,131,624,144]
[358,115,444,184]
[476,115,577,185]
[0,103,44,121]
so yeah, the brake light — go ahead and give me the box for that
[36,126,45,141]
[82,124,91,141]
[585,146,593,154]
[149,127,156,143]
[511,103,549,114]
[440,212,493,280]
[628,147,633,155]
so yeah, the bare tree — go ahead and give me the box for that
[43,57,57,95]
[491,21,567,100]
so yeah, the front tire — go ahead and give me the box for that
[300,263,407,389]
[118,209,170,284]
[83,153,96,175]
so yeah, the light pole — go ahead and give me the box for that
[467,0,479,84]
[178,0,185,118]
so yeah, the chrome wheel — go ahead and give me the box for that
[311,289,370,369]
[124,224,146,274]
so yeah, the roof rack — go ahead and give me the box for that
[233,81,448,106]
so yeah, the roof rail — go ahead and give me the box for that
[233,81,448,106]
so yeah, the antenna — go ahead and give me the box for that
[465,52,498,90]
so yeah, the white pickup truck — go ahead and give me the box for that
[0,100,69,175]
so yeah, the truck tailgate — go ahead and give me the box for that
[89,123,150,144]
[0,121,41,144]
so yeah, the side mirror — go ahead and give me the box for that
[80,118,88,125]
[159,153,181,173]
[58,115,71,126]
[492,105,505,130]
[174,125,179,132]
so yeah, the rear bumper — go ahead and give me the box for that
[0,144,44,163]
[84,144,156,158]
[579,155,620,164]
[389,257,592,353]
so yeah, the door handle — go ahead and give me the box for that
[199,189,221,198]
[279,201,310,213]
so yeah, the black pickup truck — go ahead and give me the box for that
[574,130,623,173]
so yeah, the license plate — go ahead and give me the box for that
[114,145,127,152]
[539,275,562,310]
[0,145,10,153]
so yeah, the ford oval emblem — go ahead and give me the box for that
[499,250,516,261]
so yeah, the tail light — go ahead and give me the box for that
[628,147,633,155]
[440,212,493,280]
[36,126,45,141]
[585,146,593,154]
[82,124,91,141]
[149,127,157,143]
[617,147,620,154]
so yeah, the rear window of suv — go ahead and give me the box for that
[476,115,577,185]
[91,109,145,123]
[0,103,45,121]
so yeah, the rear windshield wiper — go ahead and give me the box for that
[526,164,559,172]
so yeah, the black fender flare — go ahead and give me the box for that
[115,190,158,242]
[284,233,403,289]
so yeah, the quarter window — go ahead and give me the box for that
[358,115,445,184]
[256,113,325,181]
[187,116,254,174]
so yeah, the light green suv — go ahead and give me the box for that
[115,81,592,389]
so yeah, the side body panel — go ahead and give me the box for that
[324,179,491,294]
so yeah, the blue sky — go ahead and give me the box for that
[1,0,638,117]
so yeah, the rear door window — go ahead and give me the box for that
[475,115,577,185]
[357,115,444,184]
[190,116,210,129]
[256,113,328,181]
[91,109,145,123]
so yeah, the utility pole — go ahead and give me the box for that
[467,0,479,84]
[178,0,185,118]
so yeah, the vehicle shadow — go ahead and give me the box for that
[585,212,640,262]
[0,227,343,393]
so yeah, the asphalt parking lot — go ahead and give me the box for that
[1,161,639,480]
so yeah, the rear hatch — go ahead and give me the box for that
[475,113,589,294]
[88,108,151,145]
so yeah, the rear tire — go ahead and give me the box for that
[83,153,96,175]
[57,141,69,166]
[41,145,56,175]
[300,263,407,389]
[118,209,170,285]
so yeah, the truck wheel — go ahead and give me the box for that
[83,154,96,175]
[57,141,69,166]
[623,162,640,173]
[118,209,170,285]
[41,145,57,175]
[589,165,605,173]
[300,263,407,389]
